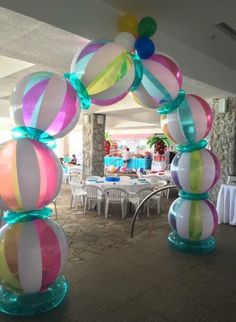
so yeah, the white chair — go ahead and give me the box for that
[69,182,87,210]
[129,187,153,217]
[103,187,128,219]
[151,180,168,214]
[69,168,82,183]
[84,185,104,215]
[227,176,236,184]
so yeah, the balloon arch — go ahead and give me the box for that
[0,15,220,316]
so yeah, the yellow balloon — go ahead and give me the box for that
[118,15,138,35]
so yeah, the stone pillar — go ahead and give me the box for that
[82,114,105,179]
[208,97,236,203]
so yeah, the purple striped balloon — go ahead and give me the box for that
[11,72,80,138]
[168,198,218,241]
[171,149,220,194]
[131,53,183,108]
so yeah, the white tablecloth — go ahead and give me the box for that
[85,179,151,194]
[217,184,236,225]
[139,171,172,182]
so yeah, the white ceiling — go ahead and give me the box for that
[0,4,234,134]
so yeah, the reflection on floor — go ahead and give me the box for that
[2,185,236,322]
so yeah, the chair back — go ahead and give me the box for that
[70,168,82,183]
[104,187,127,202]
[148,176,161,184]
[227,176,236,184]
[84,185,103,199]
[136,187,154,201]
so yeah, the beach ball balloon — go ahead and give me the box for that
[171,149,220,194]
[71,40,135,106]
[131,53,182,109]
[168,198,218,241]
[11,72,80,138]
[161,95,213,145]
[108,165,116,173]
[0,139,62,212]
[0,219,68,294]
[120,166,127,173]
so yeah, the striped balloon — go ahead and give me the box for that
[0,139,62,212]
[161,94,213,145]
[171,149,220,194]
[131,53,182,108]
[0,219,68,294]
[168,198,218,241]
[11,72,80,138]
[71,40,135,106]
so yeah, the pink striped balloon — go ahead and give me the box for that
[11,72,80,138]
[0,219,68,294]
[161,94,213,145]
[0,139,62,212]
[168,198,218,241]
[131,53,182,108]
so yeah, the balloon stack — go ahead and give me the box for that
[0,13,220,317]
[0,72,81,315]
[160,94,220,253]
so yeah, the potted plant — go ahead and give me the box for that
[104,132,112,155]
[147,134,170,154]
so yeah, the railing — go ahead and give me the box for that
[130,185,177,238]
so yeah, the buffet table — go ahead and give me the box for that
[217,184,236,225]
[104,157,152,170]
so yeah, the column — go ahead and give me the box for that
[208,97,236,203]
[82,114,106,179]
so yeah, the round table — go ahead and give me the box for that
[217,184,236,225]
[85,178,151,194]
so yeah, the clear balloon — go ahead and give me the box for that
[131,53,182,108]
[0,139,62,212]
[71,40,135,106]
[0,219,68,294]
[138,16,157,37]
[135,37,155,59]
[171,149,220,194]
[161,94,213,145]
[114,32,136,52]
[11,72,80,139]
[168,198,218,241]
[118,14,138,35]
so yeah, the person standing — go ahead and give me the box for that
[122,147,131,167]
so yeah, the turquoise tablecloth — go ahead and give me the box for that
[104,157,152,170]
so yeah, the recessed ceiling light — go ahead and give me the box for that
[0,55,34,78]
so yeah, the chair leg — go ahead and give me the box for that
[105,199,109,219]
[84,197,87,214]
[97,200,101,215]
[54,201,58,218]
[121,201,125,219]
[166,189,170,199]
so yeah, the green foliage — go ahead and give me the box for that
[147,134,170,148]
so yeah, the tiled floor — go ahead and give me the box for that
[1,185,236,322]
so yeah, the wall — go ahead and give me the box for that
[208,97,236,203]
